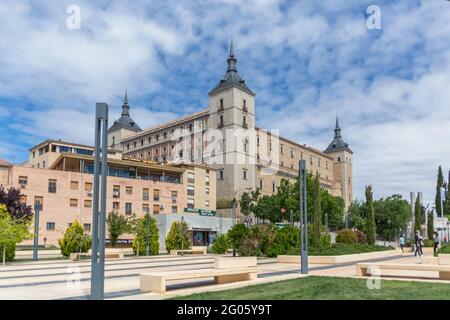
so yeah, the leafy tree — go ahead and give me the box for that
[0,186,33,223]
[165,220,190,253]
[106,211,129,248]
[414,194,423,235]
[227,223,250,251]
[266,225,300,257]
[365,185,376,245]
[427,210,434,240]
[347,200,366,231]
[239,189,261,217]
[311,174,322,249]
[132,216,159,255]
[211,234,230,254]
[373,195,412,241]
[321,190,344,230]
[0,205,32,265]
[58,220,92,257]
[436,166,444,217]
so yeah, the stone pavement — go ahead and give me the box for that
[0,251,448,300]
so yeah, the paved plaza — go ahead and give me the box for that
[0,251,449,300]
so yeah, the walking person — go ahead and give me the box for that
[399,234,405,253]
[433,232,440,254]
[414,231,422,257]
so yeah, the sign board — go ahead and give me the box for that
[184,208,217,216]
[275,223,290,229]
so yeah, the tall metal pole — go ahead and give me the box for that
[181,215,184,257]
[299,160,308,274]
[232,196,237,257]
[146,208,150,256]
[90,103,108,300]
[32,204,40,261]
[290,209,293,226]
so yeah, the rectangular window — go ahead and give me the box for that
[187,198,194,209]
[126,186,133,195]
[143,188,149,201]
[259,179,263,190]
[125,203,132,215]
[280,145,284,154]
[187,185,194,196]
[84,199,92,208]
[18,176,28,186]
[153,189,160,201]
[206,187,210,195]
[243,169,248,180]
[172,191,178,203]
[70,199,78,208]
[219,170,224,180]
[219,115,224,127]
[291,149,294,158]
[187,172,195,183]
[113,185,120,198]
[113,202,120,210]
[219,98,224,110]
[310,156,313,165]
[153,204,160,214]
[142,203,149,213]
[34,196,43,211]
[48,179,57,193]
[171,206,178,213]
[85,182,92,190]
[83,224,91,232]
[272,182,276,193]
[46,222,55,231]
[205,200,210,207]
[70,181,79,190]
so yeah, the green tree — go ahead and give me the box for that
[414,194,423,235]
[58,220,92,257]
[0,205,32,265]
[444,181,450,217]
[106,211,129,248]
[321,190,344,229]
[311,174,322,249]
[427,210,434,240]
[132,216,159,255]
[165,220,191,253]
[373,195,412,241]
[365,185,376,245]
[227,223,250,252]
[348,200,366,231]
[436,166,444,217]
[211,234,230,254]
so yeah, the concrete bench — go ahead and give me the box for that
[69,249,125,261]
[170,246,207,255]
[140,267,257,293]
[356,262,450,280]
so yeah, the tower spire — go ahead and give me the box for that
[122,90,130,117]
[334,115,342,138]
[227,37,237,72]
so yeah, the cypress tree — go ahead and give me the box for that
[427,210,434,240]
[414,194,422,235]
[312,174,322,249]
[435,166,444,217]
[365,185,376,245]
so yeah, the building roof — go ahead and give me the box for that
[108,91,143,133]
[208,39,255,97]
[28,139,123,153]
[0,158,12,167]
[50,153,185,173]
[121,108,209,142]
[323,116,353,154]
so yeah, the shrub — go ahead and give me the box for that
[423,239,434,248]
[438,244,450,254]
[211,234,229,254]
[58,220,92,257]
[227,223,250,252]
[250,224,276,255]
[2,242,15,262]
[238,234,262,256]
[165,220,191,253]
[132,216,159,255]
[336,229,357,245]
[354,230,367,244]
[267,225,300,257]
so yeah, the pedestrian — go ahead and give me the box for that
[414,231,423,257]
[433,231,440,254]
[399,234,405,253]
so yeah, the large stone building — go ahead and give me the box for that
[108,41,353,209]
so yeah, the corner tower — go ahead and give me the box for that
[207,39,257,202]
[108,91,142,150]
[323,116,353,208]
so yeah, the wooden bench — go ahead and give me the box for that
[170,246,207,255]
[356,262,450,280]
[140,267,257,293]
[69,249,125,261]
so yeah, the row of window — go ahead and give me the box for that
[32,145,93,159]
[218,98,248,112]
[45,222,91,232]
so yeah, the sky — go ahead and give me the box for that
[0,0,449,206]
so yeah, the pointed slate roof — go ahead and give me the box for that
[209,38,255,96]
[108,91,142,133]
[324,116,353,154]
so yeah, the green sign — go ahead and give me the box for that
[275,223,290,229]
[184,208,217,216]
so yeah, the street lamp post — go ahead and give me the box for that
[145,208,150,256]
[325,212,329,233]
[232,195,237,257]
[299,160,308,274]
[181,215,185,257]
[32,203,41,261]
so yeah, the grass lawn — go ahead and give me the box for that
[286,244,394,256]
[169,276,450,300]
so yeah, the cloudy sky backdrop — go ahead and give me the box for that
[0,0,449,206]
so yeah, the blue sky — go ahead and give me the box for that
[1,0,450,206]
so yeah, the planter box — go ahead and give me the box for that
[438,254,450,265]
[277,249,402,265]
[214,256,257,269]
